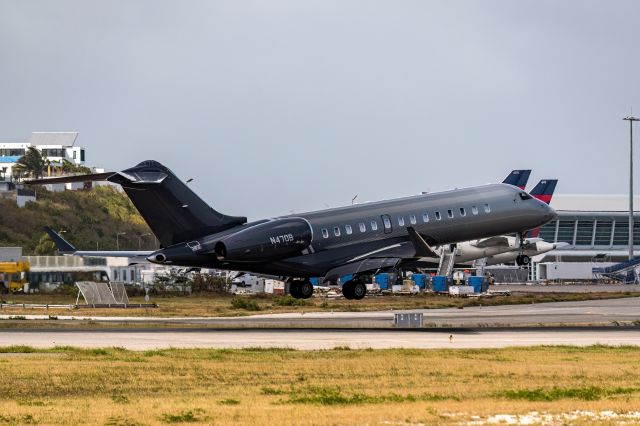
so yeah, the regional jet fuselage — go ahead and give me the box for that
[28,161,556,300]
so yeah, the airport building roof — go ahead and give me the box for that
[552,194,640,212]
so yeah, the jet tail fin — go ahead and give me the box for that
[30,161,247,247]
[502,169,532,190]
[114,161,247,246]
[529,179,558,204]
[43,226,77,253]
[528,179,558,238]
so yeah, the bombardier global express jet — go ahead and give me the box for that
[28,161,556,300]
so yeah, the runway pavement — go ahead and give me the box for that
[1,328,640,350]
[0,298,638,349]
[1,297,639,328]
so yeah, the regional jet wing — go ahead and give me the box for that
[323,257,402,283]
[322,238,430,282]
[406,227,438,257]
[472,236,514,248]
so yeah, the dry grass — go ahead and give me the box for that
[0,345,639,425]
[2,291,640,319]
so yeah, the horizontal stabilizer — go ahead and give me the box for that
[26,172,117,185]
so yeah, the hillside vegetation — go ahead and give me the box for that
[0,186,154,254]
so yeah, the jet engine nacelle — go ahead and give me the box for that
[214,218,313,261]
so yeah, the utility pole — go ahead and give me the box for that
[624,115,639,260]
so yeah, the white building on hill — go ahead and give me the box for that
[0,132,87,182]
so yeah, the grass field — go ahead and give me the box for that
[0,345,639,425]
[2,291,640,319]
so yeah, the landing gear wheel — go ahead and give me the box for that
[289,282,301,298]
[342,280,367,300]
[298,281,314,299]
[342,280,355,300]
[516,255,531,266]
[289,280,314,299]
[352,281,367,300]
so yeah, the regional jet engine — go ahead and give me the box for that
[213,218,313,261]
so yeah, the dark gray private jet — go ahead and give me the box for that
[28,160,556,300]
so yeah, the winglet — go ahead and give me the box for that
[406,227,438,257]
[43,226,77,253]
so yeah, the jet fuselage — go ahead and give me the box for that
[150,183,556,277]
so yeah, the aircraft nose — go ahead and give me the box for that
[544,203,557,222]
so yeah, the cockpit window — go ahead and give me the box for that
[519,192,532,200]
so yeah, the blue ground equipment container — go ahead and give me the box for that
[467,276,484,293]
[432,276,448,292]
[412,273,427,290]
[374,273,390,290]
[340,275,353,285]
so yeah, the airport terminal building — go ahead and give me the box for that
[537,195,640,262]
[527,194,640,282]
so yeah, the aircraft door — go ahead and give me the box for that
[381,215,393,234]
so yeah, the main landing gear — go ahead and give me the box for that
[342,277,367,300]
[289,279,314,299]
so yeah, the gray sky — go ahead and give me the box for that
[1,1,639,219]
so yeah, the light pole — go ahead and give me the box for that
[624,115,639,260]
[138,233,152,250]
[116,232,126,250]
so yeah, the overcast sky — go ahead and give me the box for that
[1,1,639,219]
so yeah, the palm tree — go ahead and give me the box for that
[61,159,91,175]
[13,147,48,179]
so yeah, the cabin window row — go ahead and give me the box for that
[320,204,491,239]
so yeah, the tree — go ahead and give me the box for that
[34,232,57,255]
[61,159,91,175]
[13,147,48,179]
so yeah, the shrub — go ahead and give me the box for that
[160,409,205,423]
[230,298,261,311]
[272,295,308,307]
